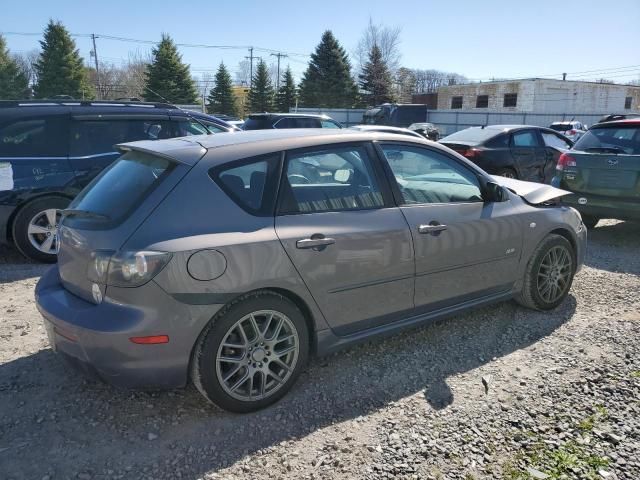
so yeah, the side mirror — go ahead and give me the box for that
[484,181,508,202]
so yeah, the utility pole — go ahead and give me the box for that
[270,52,288,90]
[91,34,101,99]
[245,47,254,88]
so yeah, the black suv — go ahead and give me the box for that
[242,113,343,130]
[0,100,234,262]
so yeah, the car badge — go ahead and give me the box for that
[607,159,618,166]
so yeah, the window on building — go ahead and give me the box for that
[451,96,463,109]
[503,93,518,108]
[625,97,633,110]
[475,95,489,108]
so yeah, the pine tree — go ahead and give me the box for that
[298,31,357,108]
[276,66,297,113]
[0,35,29,99]
[33,21,93,99]
[358,44,395,106]
[144,34,197,104]
[207,62,237,116]
[247,60,274,112]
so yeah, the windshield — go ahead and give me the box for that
[573,125,640,155]
[550,124,572,132]
[441,127,502,145]
[66,151,176,227]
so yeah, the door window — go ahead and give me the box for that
[541,132,572,149]
[380,144,483,204]
[176,120,226,135]
[0,117,69,157]
[511,130,539,147]
[279,145,384,214]
[320,119,341,128]
[70,119,172,157]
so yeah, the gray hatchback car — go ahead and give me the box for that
[35,129,586,412]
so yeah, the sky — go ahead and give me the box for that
[2,0,640,85]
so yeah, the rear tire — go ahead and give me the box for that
[516,234,575,311]
[495,168,518,179]
[191,291,309,413]
[581,215,599,229]
[11,196,70,263]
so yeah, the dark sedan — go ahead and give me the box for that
[440,125,573,183]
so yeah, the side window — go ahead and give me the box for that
[70,119,172,157]
[279,145,384,214]
[511,130,539,147]
[291,118,321,128]
[0,116,69,157]
[485,134,509,148]
[380,144,483,204]
[541,132,572,149]
[321,119,341,129]
[175,120,210,136]
[273,117,292,128]
[204,123,226,133]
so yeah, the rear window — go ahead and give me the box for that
[550,124,572,132]
[242,117,270,130]
[573,125,640,155]
[441,127,503,145]
[67,151,176,226]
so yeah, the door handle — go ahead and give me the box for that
[296,237,336,249]
[418,223,447,235]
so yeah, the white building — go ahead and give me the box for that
[437,78,640,114]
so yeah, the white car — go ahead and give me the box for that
[549,121,587,142]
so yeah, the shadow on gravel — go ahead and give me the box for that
[585,220,640,275]
[0,244,49,283]
[0,294,576,479]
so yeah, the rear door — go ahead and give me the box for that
[377,142,522,311]
[274,142,415,335]
[510,129,546,182]
[69,114,173,188]
[540,130,573,182]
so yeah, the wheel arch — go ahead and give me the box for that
[548,227,578,263]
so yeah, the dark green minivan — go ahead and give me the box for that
[553,119,640,228]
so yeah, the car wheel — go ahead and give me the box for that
[581,215,599,229]
[11,196,70,263]
[191,291,309,413]
[495,168,518,179]
[516,234,575,311]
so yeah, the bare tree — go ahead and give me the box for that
[235,60,251,86]
[354,18,402,75]
[12,49,39,88]
[411,69,468,93]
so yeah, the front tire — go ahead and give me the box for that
[191,291,309,413]
[11,196,70,263]
[516,234,575,311]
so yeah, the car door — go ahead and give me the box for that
[510,129,546,182]
[274,142,415,335]
[540,130,573,183]
[377,142,523,311]
[69,114,172,188]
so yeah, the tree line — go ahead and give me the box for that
[0,19,470,117]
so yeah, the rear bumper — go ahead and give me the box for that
[563,194,640,221]
[35,266,221,389]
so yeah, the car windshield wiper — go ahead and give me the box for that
[61,209,111,221]
[583,146,626,154]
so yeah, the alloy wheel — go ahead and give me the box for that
[216,310,300,402]
[27,209,61,255]
[536,245,572,303]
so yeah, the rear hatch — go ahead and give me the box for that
[57,141,202,303]
[559,123,640,199]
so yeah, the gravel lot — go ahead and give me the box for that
[1,219,639,480]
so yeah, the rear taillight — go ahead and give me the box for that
[568,129,577,135]
[556,153,576,171]
[87,250,172,288]
[463,148,481,159]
